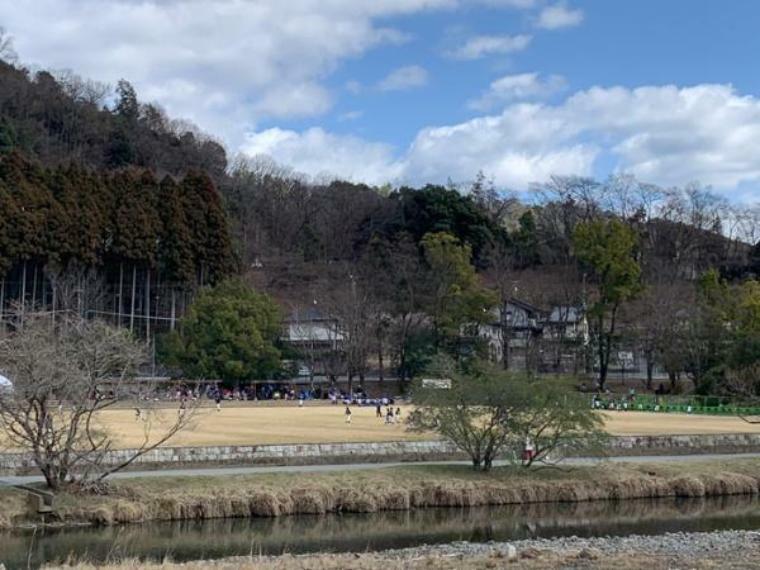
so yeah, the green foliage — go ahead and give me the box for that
[421,232,497,345]
[692,273,760,398]
[512,210,540,268]
[509,377,607,466]
[392,185,509,264]
[573,219,642,307]
[408,357,605,471]
[161,279,282,383]
[573,219,642,388]
[398,329,437,381]
[114,79,139,123]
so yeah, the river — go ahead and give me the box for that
[2,495,760,569]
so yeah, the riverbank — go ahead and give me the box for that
[44,530,760,569]
[4,458,760,529]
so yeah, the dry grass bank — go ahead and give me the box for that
[5,459,760,529]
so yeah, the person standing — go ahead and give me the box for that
[345,405,352,424]
[376,404,382,419]
[215,393,222,412]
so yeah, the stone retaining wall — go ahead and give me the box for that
[2,433,759,474]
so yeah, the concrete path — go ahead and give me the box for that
[3,452,760,486]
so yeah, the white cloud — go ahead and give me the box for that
[338,110,364,122]
[468,72,566,110]
[345,80,363,95]
[378,65,429,91]
[242,83,760,195]
[241,127,403,185]
[535,2,584,30]
[0,0,461,145]
[448,34,532,60]
[253,82,333,119]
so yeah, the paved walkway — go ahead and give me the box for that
[3,452,760,486]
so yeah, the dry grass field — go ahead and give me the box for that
[96,404,760,449]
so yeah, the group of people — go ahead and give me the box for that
[343,404,403,425]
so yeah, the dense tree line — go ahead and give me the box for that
[0,151,236,336]
[223,159,758,396]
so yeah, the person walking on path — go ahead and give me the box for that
[345,405,352,424]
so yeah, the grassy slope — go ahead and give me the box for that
[6,459,760,528]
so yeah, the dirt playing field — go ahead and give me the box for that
[97,404,760,449]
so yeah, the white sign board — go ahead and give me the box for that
[421,378,452,389]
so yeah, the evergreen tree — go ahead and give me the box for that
[180,171,236,285]
[160,278,282,383]
[158,175,194,286]
[0,179,18,276]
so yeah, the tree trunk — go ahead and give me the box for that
[51,280,57,326]
[129,264,137,332]
[0,279,4,323]
[170,288,177,331]
[378,341,384,382]
[145,268,151,343]
[118,262,124,328]
[501,304,510,370]
[646,358,654,391]
[31,263,38,307]
[20,260,27,321]
[78,273,84,317]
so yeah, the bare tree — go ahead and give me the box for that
[0,312,194,490]
[0,27,17,64]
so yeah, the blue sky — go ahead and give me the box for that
[2,1,760,199]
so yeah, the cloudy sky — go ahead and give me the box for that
[2,0,759,198]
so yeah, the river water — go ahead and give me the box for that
[2,495,760,569]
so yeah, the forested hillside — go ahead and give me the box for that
[0,61,227,181]
[0,52,758,395]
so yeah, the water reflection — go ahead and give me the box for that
[2,495,760,569]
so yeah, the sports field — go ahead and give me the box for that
[100,404,760,449]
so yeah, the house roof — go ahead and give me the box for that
[285,307,335,323]
[506,297,542,315]
[548,306,585,323]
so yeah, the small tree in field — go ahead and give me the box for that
[160,278,282,383]
[0,313,194,490]
[407,357,605,471]
[510,377,606,467]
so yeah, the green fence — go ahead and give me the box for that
[594,394,760,416]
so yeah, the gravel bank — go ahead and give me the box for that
[52,530,760,569]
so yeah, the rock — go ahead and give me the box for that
[576,547,601,560]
